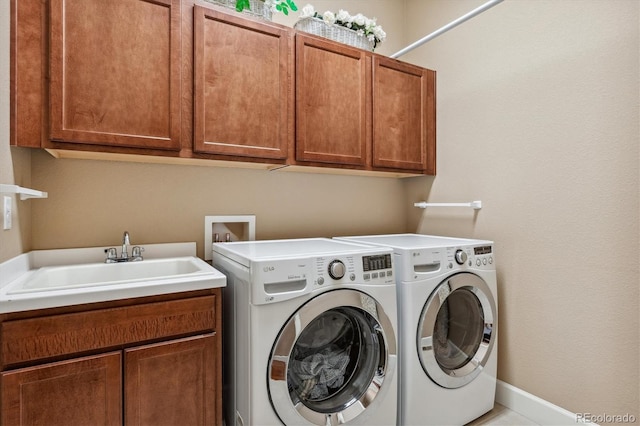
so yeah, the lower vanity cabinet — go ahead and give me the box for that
[125,334,217,425]
[0,290,222,426]
[2,352,123,425]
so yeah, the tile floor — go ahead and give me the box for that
[466,404,539,425]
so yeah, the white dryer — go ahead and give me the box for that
[212,238,398,426]
[335,234,497,426]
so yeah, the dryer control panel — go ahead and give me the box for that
[394,244,495,282]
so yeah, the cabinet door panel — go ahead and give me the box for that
[373,57,436,173]
[296,35,370,166]
[49,0,181,150]
[10,0,45,148]
[1,295,216,368]
[193,7,291,159]
[125,334,219,426]
[1,352,122,426]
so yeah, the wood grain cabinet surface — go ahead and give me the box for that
[373,56,436,174]
[11,0,435,176]
[48,0,182,150]
[294,34,436,174]
[295,34,369,167]
[1,352,122,426]
[193,6,293,160]
[0,290,222,426]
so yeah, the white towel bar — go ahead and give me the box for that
[414,201,482,210]
[390,0,504,59]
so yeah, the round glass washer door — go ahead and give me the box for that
[268,289,396,426]
[417,272,496,389]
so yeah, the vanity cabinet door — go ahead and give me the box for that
[1,352,122,426]
[295,34,371,167]
[372,56,436,174]
[124,334,219,426]
[193,6,292,160]
[48,0,182,150]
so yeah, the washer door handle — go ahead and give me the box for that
[420,336,433,351]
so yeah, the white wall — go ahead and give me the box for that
[403,0,639,418]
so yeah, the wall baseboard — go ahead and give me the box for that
[496,380,597,425]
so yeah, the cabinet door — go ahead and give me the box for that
[49,0,181,150]
[372,57,436,174]
[125,334,219,426]
[1,352,122,426]
[193,7,292,160]
[296,35,370,166]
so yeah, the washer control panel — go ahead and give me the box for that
[446,245,494,270]
[314,253,394,286]
[328,260,346,279]
[362,253,393,282]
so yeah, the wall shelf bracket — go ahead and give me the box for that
[0,184,48,200]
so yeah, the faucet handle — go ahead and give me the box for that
[131,246,145,261]
[104,247,118,263]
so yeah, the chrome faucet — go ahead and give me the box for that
[121,231,130,261]
[104,231,144,263]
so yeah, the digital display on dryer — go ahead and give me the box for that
[363,254,392,271]
[474,246,492,255]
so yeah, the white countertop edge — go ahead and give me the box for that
[0,275,225,314]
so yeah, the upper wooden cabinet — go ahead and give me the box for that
[11,0,436,176]
[48,0,182,150]
[193,6,292,160]
[295,34,369,166]
[372,57,436,174]
[294,34,435,174]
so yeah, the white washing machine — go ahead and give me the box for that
[335,234,497,426]
[212,238,398,426]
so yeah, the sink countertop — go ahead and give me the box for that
[0,242,226,314]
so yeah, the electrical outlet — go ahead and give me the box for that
[3,196,12,230]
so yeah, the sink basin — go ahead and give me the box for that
[7,257,217,294]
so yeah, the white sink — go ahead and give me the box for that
[0,243,227,314]
[7,257,217,294]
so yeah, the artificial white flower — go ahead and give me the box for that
[300,3,316,18]
[298,5,386,49]
[365,18,375,30]
[322,10,336,25]
[373,26,386,41]
[336,9,350,23]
